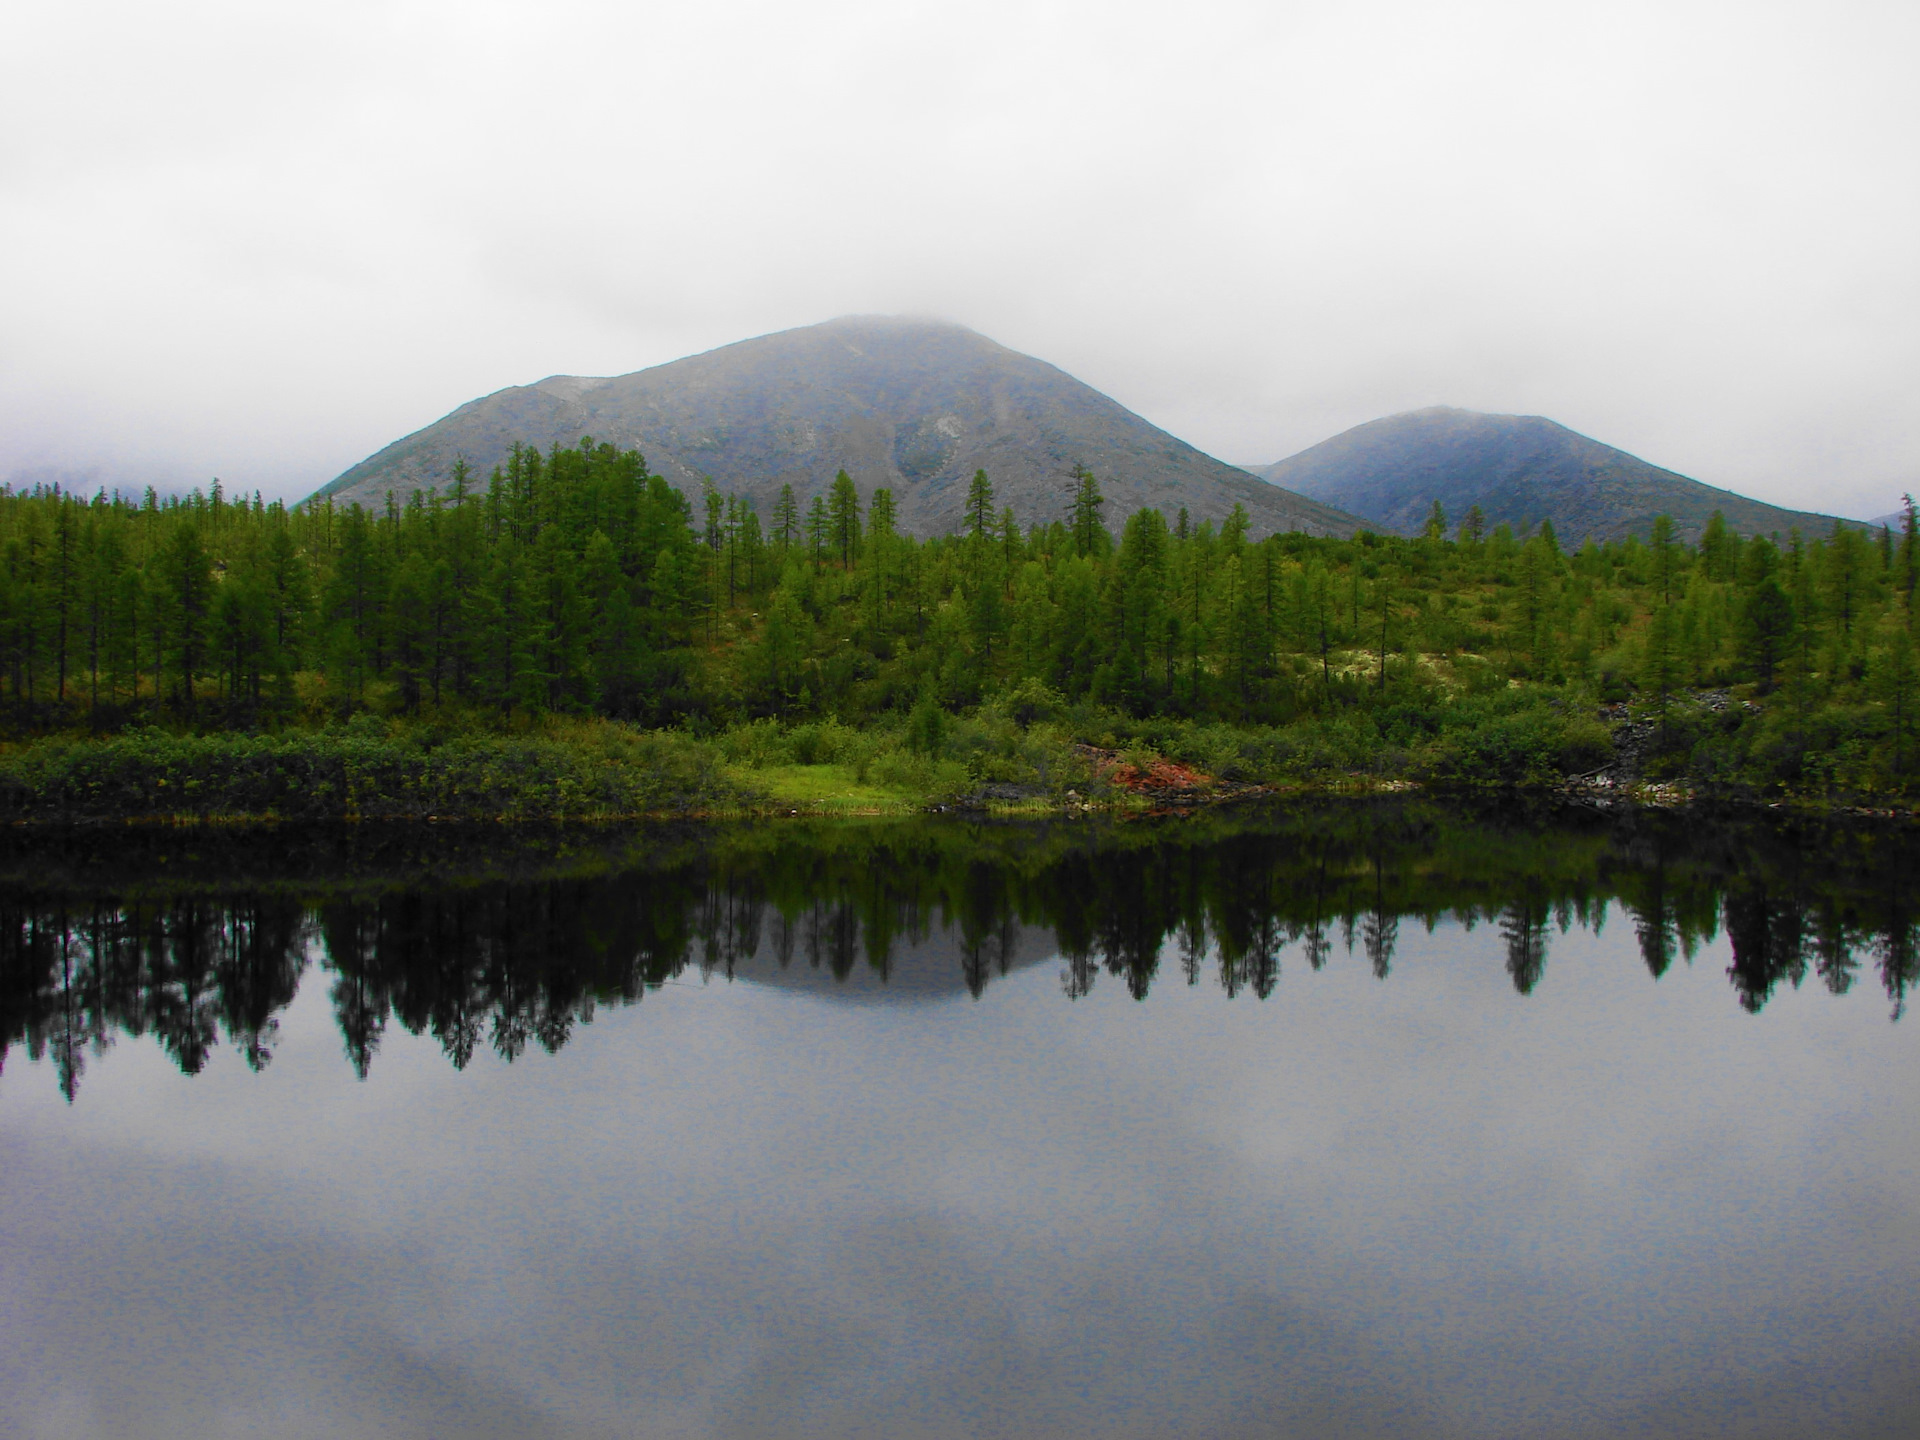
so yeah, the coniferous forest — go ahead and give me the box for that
[0,437,1915,818]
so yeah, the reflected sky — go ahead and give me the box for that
[2,808,1918,1439]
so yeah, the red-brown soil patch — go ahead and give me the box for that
[1071,744,1238,807]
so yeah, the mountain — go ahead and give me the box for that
[724,919,1060,1005]
[1246,407,1852,544]
[312,317,1362,538]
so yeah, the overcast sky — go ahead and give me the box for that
[3,0,1915,517]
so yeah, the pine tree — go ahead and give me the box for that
[1302,559,1336,691]
[1649,514,1677,606]
[1699,511,1735,581]
[1224,553,1260,702]
[1880,624,1918,775]
[739,508,764,600]
[48,498,79,701]
[722,494,743,606]
[323,508,382,702]
[423,557,456,704]
[1824,520,1865,641]
[1739,577,1793,693]
[702,481,724,553]
[828,471,861,569]
[386,554,431,711]
[1372,565,1393,692]
[1069,465,1106,558]
[531,526,588,709]
[758,583,809,711]
[1642,600,1680,724]
[213,533,274,715]
[157,521,215,714]
[1899,494,1918,628]
[968,527,1007,675]
[1114,507,1169,710]
[805,494,829,573]
[773,483,798,554]
[82,513,128,709]
[865,489,898,626]
[966,470,994,539]
[263,524,309,685]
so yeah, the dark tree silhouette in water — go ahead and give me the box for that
[7,808,1920,1094]
[1724,886,1808,1015]
[1364,855,1398,981]
[1500,900,1550,996]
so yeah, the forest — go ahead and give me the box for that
[0,436,1914,815]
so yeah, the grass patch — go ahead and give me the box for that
[734,763,924,814]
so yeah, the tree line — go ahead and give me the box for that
[0,439,1915,760]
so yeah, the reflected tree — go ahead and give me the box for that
[143,903,223,1076]
[1723,887,1807,1015]
[1500,900,1550,996]
[1362,854,1400,982]
[8,804,1920,1096]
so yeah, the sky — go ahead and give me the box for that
[2,0,1915,518]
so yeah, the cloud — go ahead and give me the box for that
[6,913,1920,1437]
[2,0,1915,515]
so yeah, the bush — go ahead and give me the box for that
[995,679,1067,727]
[905,694,949,757]
[0,722,741,823]
[1421,703,1609,785]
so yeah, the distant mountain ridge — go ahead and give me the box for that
[1248,407,1851,544]
[313,317,1363,539]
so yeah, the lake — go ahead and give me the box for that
[2,802,1916,1439]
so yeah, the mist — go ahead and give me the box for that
[3,0,1914,517]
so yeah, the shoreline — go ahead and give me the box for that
[1,704,1912,829]
[3,772,1913,829]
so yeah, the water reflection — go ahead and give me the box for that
[4,802,1917,1099]
[5,803,1919,1440]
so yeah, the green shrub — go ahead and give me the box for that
[1421,704,1608,785]
[905,693,949,757]
[0,723,741,823]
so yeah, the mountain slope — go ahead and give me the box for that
[314,317,1362,538]
[1248,407,1850,544]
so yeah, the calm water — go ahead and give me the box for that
[2,803,1917,1439]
